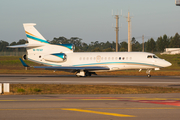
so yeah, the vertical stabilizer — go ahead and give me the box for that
[23,23,49,44]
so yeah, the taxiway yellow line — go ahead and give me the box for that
[0,107,179,111]
[61,108,135,117]
[0,107,180,111]
[0,97,180,102]
[0,108,136,117]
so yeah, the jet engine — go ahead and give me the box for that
[22,54,27,60]
[44,53,67,63]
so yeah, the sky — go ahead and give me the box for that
[0,0,180,44]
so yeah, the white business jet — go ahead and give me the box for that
[8,23,172,77]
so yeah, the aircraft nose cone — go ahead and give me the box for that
[167,62,172,67]
[165,61,172,67]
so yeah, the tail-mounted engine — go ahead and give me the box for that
[44,53,67,63]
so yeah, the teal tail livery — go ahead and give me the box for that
[7,23,172,77]
[24,23,48,44]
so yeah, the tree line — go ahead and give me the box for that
[0,33,179,53]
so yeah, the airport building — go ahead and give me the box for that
[161,48,180,55]
[176,0,180,6]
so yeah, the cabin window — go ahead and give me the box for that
[83,57,85,60]
[112,57,114,60]
[101,57,103,60]
[119,57,121,60]
[80,57,82,60]
[147,55,152,58]
[108,57,110,60]
[90,57,92,60]
[115,57,117,60]
[130,57,132,60]
[94,57,96,60]
[153,55,158,58]
[126,57,128,60]
[105,57,107,60]
[122,57,125,60]
[87,57,89,60]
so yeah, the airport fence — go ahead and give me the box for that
[0,52,26,56]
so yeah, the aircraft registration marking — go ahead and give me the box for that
[33,49,43,51]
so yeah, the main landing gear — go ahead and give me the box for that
[146,69,152,78]
[76,70,96,77]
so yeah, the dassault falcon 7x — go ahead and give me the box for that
[8,23,172,77]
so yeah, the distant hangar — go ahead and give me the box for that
[161,48,180,55]
[176,0,180,6]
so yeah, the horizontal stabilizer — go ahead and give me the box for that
[7,44,43,48]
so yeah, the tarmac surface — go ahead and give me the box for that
[0,74,180,88]
[0,94,180,120]
[0,74,180,120]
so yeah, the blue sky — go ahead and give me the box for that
[0,0,179,44]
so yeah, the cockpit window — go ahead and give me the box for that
[153,55,158,58]
[147,55,152,58]
[147,55,158,58]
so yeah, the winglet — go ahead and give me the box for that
[19,58,29,67]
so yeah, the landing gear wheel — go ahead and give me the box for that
[85,72,92,77]
[76,75,81,77]
[146,69,152,78]
[147,74,151,78]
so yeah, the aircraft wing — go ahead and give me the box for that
[34,66,109,72]
[19,58,109,73]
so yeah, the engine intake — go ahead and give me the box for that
[22,54,27,60]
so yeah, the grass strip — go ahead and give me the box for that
[5,84,180,95]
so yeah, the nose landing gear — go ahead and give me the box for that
[147,74,151,78]
[146,69,152,78]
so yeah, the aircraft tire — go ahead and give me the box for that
[147,74,151,78]
[85,72,92,77]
